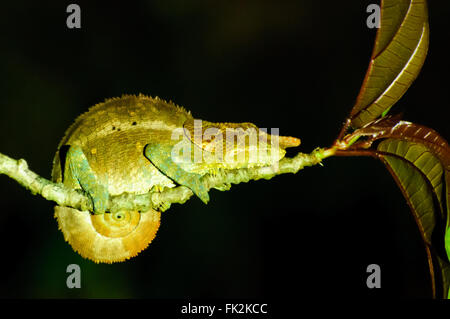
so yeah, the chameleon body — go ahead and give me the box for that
[52,94,300,263]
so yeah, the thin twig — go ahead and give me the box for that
[0,148,333,213]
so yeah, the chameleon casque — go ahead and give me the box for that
[52,94,300,263]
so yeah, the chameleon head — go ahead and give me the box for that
[54,206,160,263]
[183,118,301,169]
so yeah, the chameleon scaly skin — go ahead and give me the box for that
[51,94,300,262]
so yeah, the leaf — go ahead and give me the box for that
[337,117,450,297]
[348,117,450,171]
[332,0,449,299]
[377,139,444,240]
[436,250,450,299]
[375,138,450,298]
[349,0,429,129]
[443,169,450,298]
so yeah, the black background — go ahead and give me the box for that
[0,1,448,299]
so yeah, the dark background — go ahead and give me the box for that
[0,0,448,299]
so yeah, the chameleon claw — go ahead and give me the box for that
[197,191,210,204]
[151,185,165,193]
[213,182,231,192]
[155,200,171,212]
[190,179,210,204]
[208,167,220,177]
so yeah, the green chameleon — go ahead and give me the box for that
[51,94,300,263]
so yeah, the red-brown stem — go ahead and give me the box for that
[332,149,379,159]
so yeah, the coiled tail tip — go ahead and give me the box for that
[54,206,161,263]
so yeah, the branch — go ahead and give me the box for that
[0,148,334,213]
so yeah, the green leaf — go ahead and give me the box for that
[443,170,450,298]
[378,139,444,241]
[436,250,450,299]
[376,138,450,298]
[349,0,429,128]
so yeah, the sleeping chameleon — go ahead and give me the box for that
[52,94,300,263]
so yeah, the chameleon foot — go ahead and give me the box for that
[66,145,110,214]
[144,144,210,204]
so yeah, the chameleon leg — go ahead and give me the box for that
[144,144,210,204]
[65,145,109,214]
